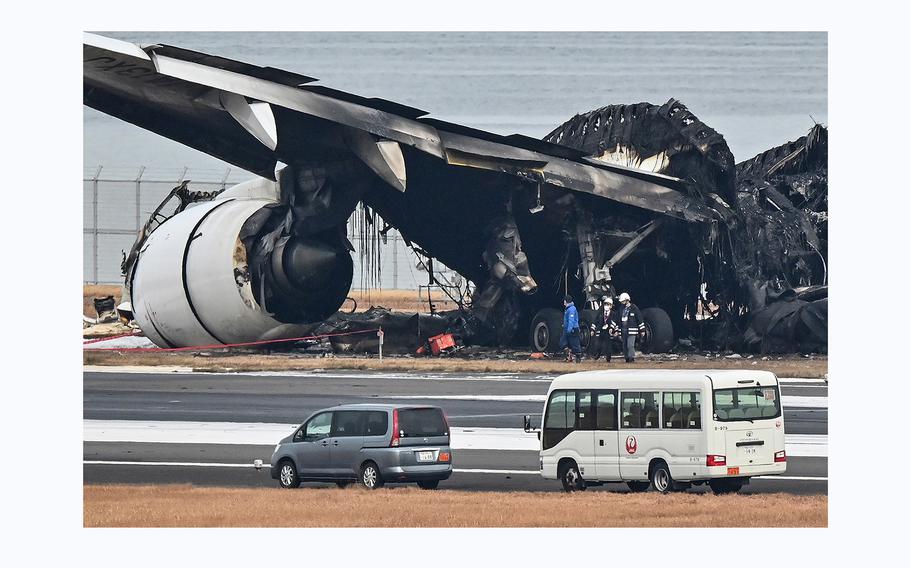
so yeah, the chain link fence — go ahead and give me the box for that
[83,166,443,291]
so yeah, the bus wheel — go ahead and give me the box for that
[558,461,587,492]
[626,481,650,493]
[649,462,673,494]
[709,478,744,495]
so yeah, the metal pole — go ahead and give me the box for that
[378,327,383,362]
[92,165,102,284]
[134,166,146,232]
[392,233,399,289]
[221,167,231,191]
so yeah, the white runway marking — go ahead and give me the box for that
[81,460,827,482]
[83,366,552,382]
[779,396,828,409]
[777,378,827,384]
[83,420,828,456]
[84,460,255,468]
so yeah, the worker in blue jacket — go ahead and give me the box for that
[560,295,583,363]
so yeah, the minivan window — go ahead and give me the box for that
[399,408,447,437]
[332,411,365,437]
[304,412,333,441]
[621,392,659,429]
[662,392,701,429]
[363,411,389,436]
[713,386,781,421]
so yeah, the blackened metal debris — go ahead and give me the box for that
[85,35,827,354]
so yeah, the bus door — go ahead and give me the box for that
[542,390,596,477]
[593,390,620,480]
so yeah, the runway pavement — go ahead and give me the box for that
[83,367,828,494]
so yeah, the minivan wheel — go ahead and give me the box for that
[278,460,299,489]
[626,481,650,493]
[360,462,384,489]
[558,461,587,493]
[417,480,440,490]
[650,462,673,494]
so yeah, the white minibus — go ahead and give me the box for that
[528,369,786,494]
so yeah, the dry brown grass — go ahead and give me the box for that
[83,285,449,317]
[83,350,827,377]
[348,289,456,313]
[83,485,826,527]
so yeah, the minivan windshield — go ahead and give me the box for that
[399,408,448,437]
[712,385,781,421]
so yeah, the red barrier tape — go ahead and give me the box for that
[82,331,141,345]
[83,328,381,352]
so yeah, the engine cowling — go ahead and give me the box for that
[130,196,353,348]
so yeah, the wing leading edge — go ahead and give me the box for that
[83,33,715,221]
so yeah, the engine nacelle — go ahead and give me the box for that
[131,196,353,348]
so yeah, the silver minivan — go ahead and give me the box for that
[270,403,453,489]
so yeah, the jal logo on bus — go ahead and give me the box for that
[625,435,638,454]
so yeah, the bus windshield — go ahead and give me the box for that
[712,385,781,422]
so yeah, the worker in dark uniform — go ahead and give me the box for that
[588,295,618,361]
[559,295,583,363]
[618,292,646,363]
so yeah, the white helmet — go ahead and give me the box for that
[619,292,631,302]
[603,296,613,304]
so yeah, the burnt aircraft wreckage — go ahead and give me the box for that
[84,33,827,354]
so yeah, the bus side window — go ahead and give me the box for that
[595,391,616,430]
[622,392,658,429]
[621,392,641,428]
[662,392,701,429]
[578,391,594,430]
[662,392,680,428]
[686,392,701,428]
[640,392,659,428]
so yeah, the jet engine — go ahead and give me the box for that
[128,176,354,348]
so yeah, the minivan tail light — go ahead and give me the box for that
[390,409,400,447]
[774,450,786,463]
[707,454,726,467]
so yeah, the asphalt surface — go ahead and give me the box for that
[83,369,828,494]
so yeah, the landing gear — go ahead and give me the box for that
[530,308,563,352]
[640,307,674,353]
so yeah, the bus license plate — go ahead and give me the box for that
[417,451,435,462]
[727,467,740,475]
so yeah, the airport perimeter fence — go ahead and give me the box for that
[83,165,443,291]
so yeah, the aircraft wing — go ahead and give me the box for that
[84,33,716,222]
